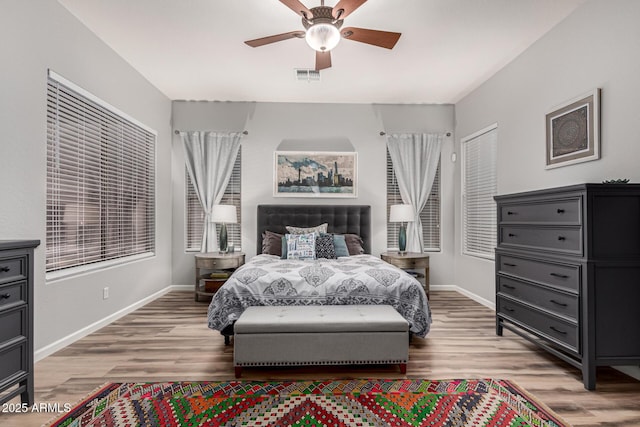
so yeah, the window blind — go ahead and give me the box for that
[386,149,441,251]
[185,148,241,251]
[46,73,156,274]
[462,125,497,258]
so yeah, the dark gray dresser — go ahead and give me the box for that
[494,184,640,390]
[0,240,39,405]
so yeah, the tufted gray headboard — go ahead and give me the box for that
[257,205,371,254]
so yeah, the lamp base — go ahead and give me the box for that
[398,224,407,254]
[219,223,228,253]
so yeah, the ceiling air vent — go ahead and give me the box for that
[295,69,321,82]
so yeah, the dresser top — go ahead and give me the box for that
[495,183,640,201]
[0,240,41,250]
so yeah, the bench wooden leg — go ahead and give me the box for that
[399,363,407,374]
[234,366,242,378]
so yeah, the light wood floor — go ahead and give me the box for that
[3,290,639,426]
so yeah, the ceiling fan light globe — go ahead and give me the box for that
[305,23,340,52]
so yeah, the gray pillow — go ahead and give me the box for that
[261,230,283,256]
[285,223,328,235]
[344,233,365,255]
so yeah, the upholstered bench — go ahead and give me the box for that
[233,305,409,378]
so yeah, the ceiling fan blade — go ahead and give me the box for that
[315,51,332,70]
[341,27,401,49]
[245,31,305,48]
[279,0,313,19]
[332,0,367,19]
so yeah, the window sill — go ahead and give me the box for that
[46,252,155,283]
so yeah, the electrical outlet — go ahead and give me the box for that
[103,287,109,299]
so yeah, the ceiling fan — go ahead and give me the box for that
[244,0,401,71]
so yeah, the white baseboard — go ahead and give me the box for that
[35,285,190,362]
[431,284,495,310]
[615,365,640,381]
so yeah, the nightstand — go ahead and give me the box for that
[194,252,245,302]
[380,251,430,297]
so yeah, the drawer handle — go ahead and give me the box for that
[557,209,565,214]
[549,326,567,335]
[508,233,517,237]
[506,211,516,215]
[503,262,517,267]
[0,266,9,272]
[550,272,569,279]
[504,307,515,312]
[557,236,566,241]
[0,293,10,299]
[502,284,516,290]
[550,299,568,307]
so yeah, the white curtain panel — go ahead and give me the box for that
[387,133,443,252]
[181,131,242,252]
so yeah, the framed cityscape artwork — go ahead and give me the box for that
[274,151,357,197]
[545,88,600,169]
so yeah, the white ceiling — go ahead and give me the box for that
[58,0,585,104]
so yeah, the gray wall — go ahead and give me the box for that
[454,0,640,304]
[1,0,172,355]
[171,102,455,288]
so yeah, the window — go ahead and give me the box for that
[386,149,441,251]
[462,124,497,259]
[46,71,156,275]
[185,148,241,251]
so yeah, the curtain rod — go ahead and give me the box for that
[380,131,451,137]
[174,130,248,135]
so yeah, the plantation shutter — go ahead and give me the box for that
[185,148,241,251]
[46,71,156,274]
[462,124,497,258]
[386,149,441,251]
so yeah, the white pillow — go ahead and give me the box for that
[286,233,316,260]
[285,223,328,236]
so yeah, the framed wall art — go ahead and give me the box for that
[274,151,357,197]
[545,88,600,169]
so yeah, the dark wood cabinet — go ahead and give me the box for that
[0,240,39,405]
[495,184,640,390]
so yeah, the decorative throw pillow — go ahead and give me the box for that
[286,233,316,260]
[331,234,350,257]
[285,223,328,236]
[344,233,365,255]
[261,230,283,256]
[315,234,337,259]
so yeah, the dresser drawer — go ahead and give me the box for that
[499,197,581,225]
[499,226,582,255]
[0,255,27,285]
[497,276,578,321]
[498,296,579,353]
[0,307,27,346]
[497,254,580,292]
[0,281,27,310]
[0,341,27,385]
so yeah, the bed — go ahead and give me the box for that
[207,204,431,341]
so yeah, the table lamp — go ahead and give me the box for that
[212,205,237,253]
[390,204,413,254]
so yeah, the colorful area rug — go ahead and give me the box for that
[48,379,567,427]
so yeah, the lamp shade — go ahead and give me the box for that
[305,23,341,52]
[389,204,414,223]
[211,205,237,224]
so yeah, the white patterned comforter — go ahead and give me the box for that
[207,254,431,337]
